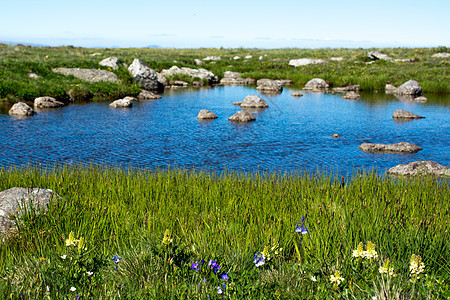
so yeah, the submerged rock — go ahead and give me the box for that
[359,142,422,153]
[197,109,218,120]
[414,96,428,102]
[291,91,304,97]
[52,67,117,83]
[240,95,269,108]
[228,110,256,123]
[34,96,65,108]
[342,91,360,100]
[388,161,450,177]
[392,109,424,119]
[8,102,35,117]
[0,187,58,235]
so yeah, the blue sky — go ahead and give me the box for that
[2,0,449,48]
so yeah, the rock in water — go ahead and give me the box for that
[303,78,329,91]
[392,109,424,119]
[34,97,65,108]
[228,110,256,122]
[388,161,450,177]
[359,142,422,153]
[138,90,162,100]
[8,102,35,116]
[342,91,360,100]
[256,79,283,93]
[197,109,218,120]
[394,80,423,97]
[109,98,133,108]
[240,95,269,108]
[0,187,58,235]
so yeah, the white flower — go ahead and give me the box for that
[310,276,317,282]
[217,286,223,294]
[70,287,76,292]
[60,255,67,260]
[87,271,93,276]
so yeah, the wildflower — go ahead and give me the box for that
[352,242,365,258]
[86,271,93,276]
[330,270,345,286]
[75,295,80,300]
[112,255,122,270]
[262,245,270,261]
[409,254,425,277]
[70,287,76,292]
[191,261,200,271]
[379,259,395,276]
[295,216,308,234]
[78,237,85,252]
[162,229,173,245]
[253,252,265,267]
[364,241,378,259]
[217,286,223,294]
[60,255,67,260]
[208,260,221,273]
[310,276,317,282]
[221,273,228,281]
[65,232,79,247]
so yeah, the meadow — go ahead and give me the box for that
[0,45,449,105]
[0,165,448,299]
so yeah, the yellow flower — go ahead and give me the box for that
[330,270,345,285]
[162,229,173,245]
[364,241,378,259]
[379,258,395,276]
[352,242,365,258]
[410,254,425,277]
[65,231,79,247]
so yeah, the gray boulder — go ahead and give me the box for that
[168,80,189,88]
[332,85,360,93]
[359,142,422,153]
[342,91,360,100]
[367,51,392,61]
[256,79,283,93]
[388,161,450,177]
[99,57,123,70]
[385,84,397,94]
[303,78,329,91]
[28,72,39,79]
[414,96,428,102]
[221,77,246,85]
[138,90,162,100]
[240,95,269,108]
[232,101,243,106]
[160,66,218,83]
[34,96,65,108]
[431,53,450,58]
[194,59,205,66]
[128,59,162,91]
[330,57,344,61]
[223,71,241,79]
[394,80,423,97]
[203,56,221,61]
[52,67,117,83]
[289,58,326,67]
[197,109,218,120]
[0,187,58,235]
[392,109,424,119]
[109,98,133,108]
[228,110,256,122]
[9,102,35,117]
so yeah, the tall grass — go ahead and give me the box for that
[0,165,448,298]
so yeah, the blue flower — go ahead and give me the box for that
[209,260,221,273]
[191,261,200,271]
[221,273,228,281]
[253,252,265,267]
[295,222,308,234]
[112,255,122,270]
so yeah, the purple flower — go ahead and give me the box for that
[209,260,221,273]
[295,222,308,234]
[221,273,228,281]
[191,261,200,271]
[253,252,265,267]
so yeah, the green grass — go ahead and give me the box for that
[0,165,448,298]
[0,46,449,104]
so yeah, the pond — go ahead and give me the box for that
[0,86,449,175]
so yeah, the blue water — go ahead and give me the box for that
[0,86,449,174]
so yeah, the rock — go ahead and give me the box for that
[109,98,133,108]
[203,56,221,61]
[330,57,344,61]
[394,80,423,97]
[160,66,218,83]
[228,110,256,122]
[259,56,263,60]
[232,101,243,106]
[220,77,246,85]
[223,71,241,79]
[99,57,123,70]
[168,80,189,88]
[303,78,329,91]
[8,102,35,116]
[233,56,241,60]
[28,72,39,79]
[342,91,360,100]
[138,90,162,100]
[392,109,424,119]
[431,53,450,58]
[0,187,58,235]
[240,95,268,108]
[332,85,360,93]
[197,109,218,120]
[192,80,205,87]
[291,92,303,97]
[123,96,137,102]
[289,58,326,67]
[275,79,293,86]
[367,51,392,61]
[34,96,65,108]
[244,78,257,85]
[52,67,117,83]
[128,59,162,91]
[194,59,204,66]
[332,134,340,138]
[414,96,428,102]
[156,73,169,87]
[385,84,397,94]
[388,161,450,177]
[245,55,252,59]
[359,142,422,153]
[256,79,283,93]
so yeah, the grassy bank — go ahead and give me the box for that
[0,46,449,104]
[0,165,448,298]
